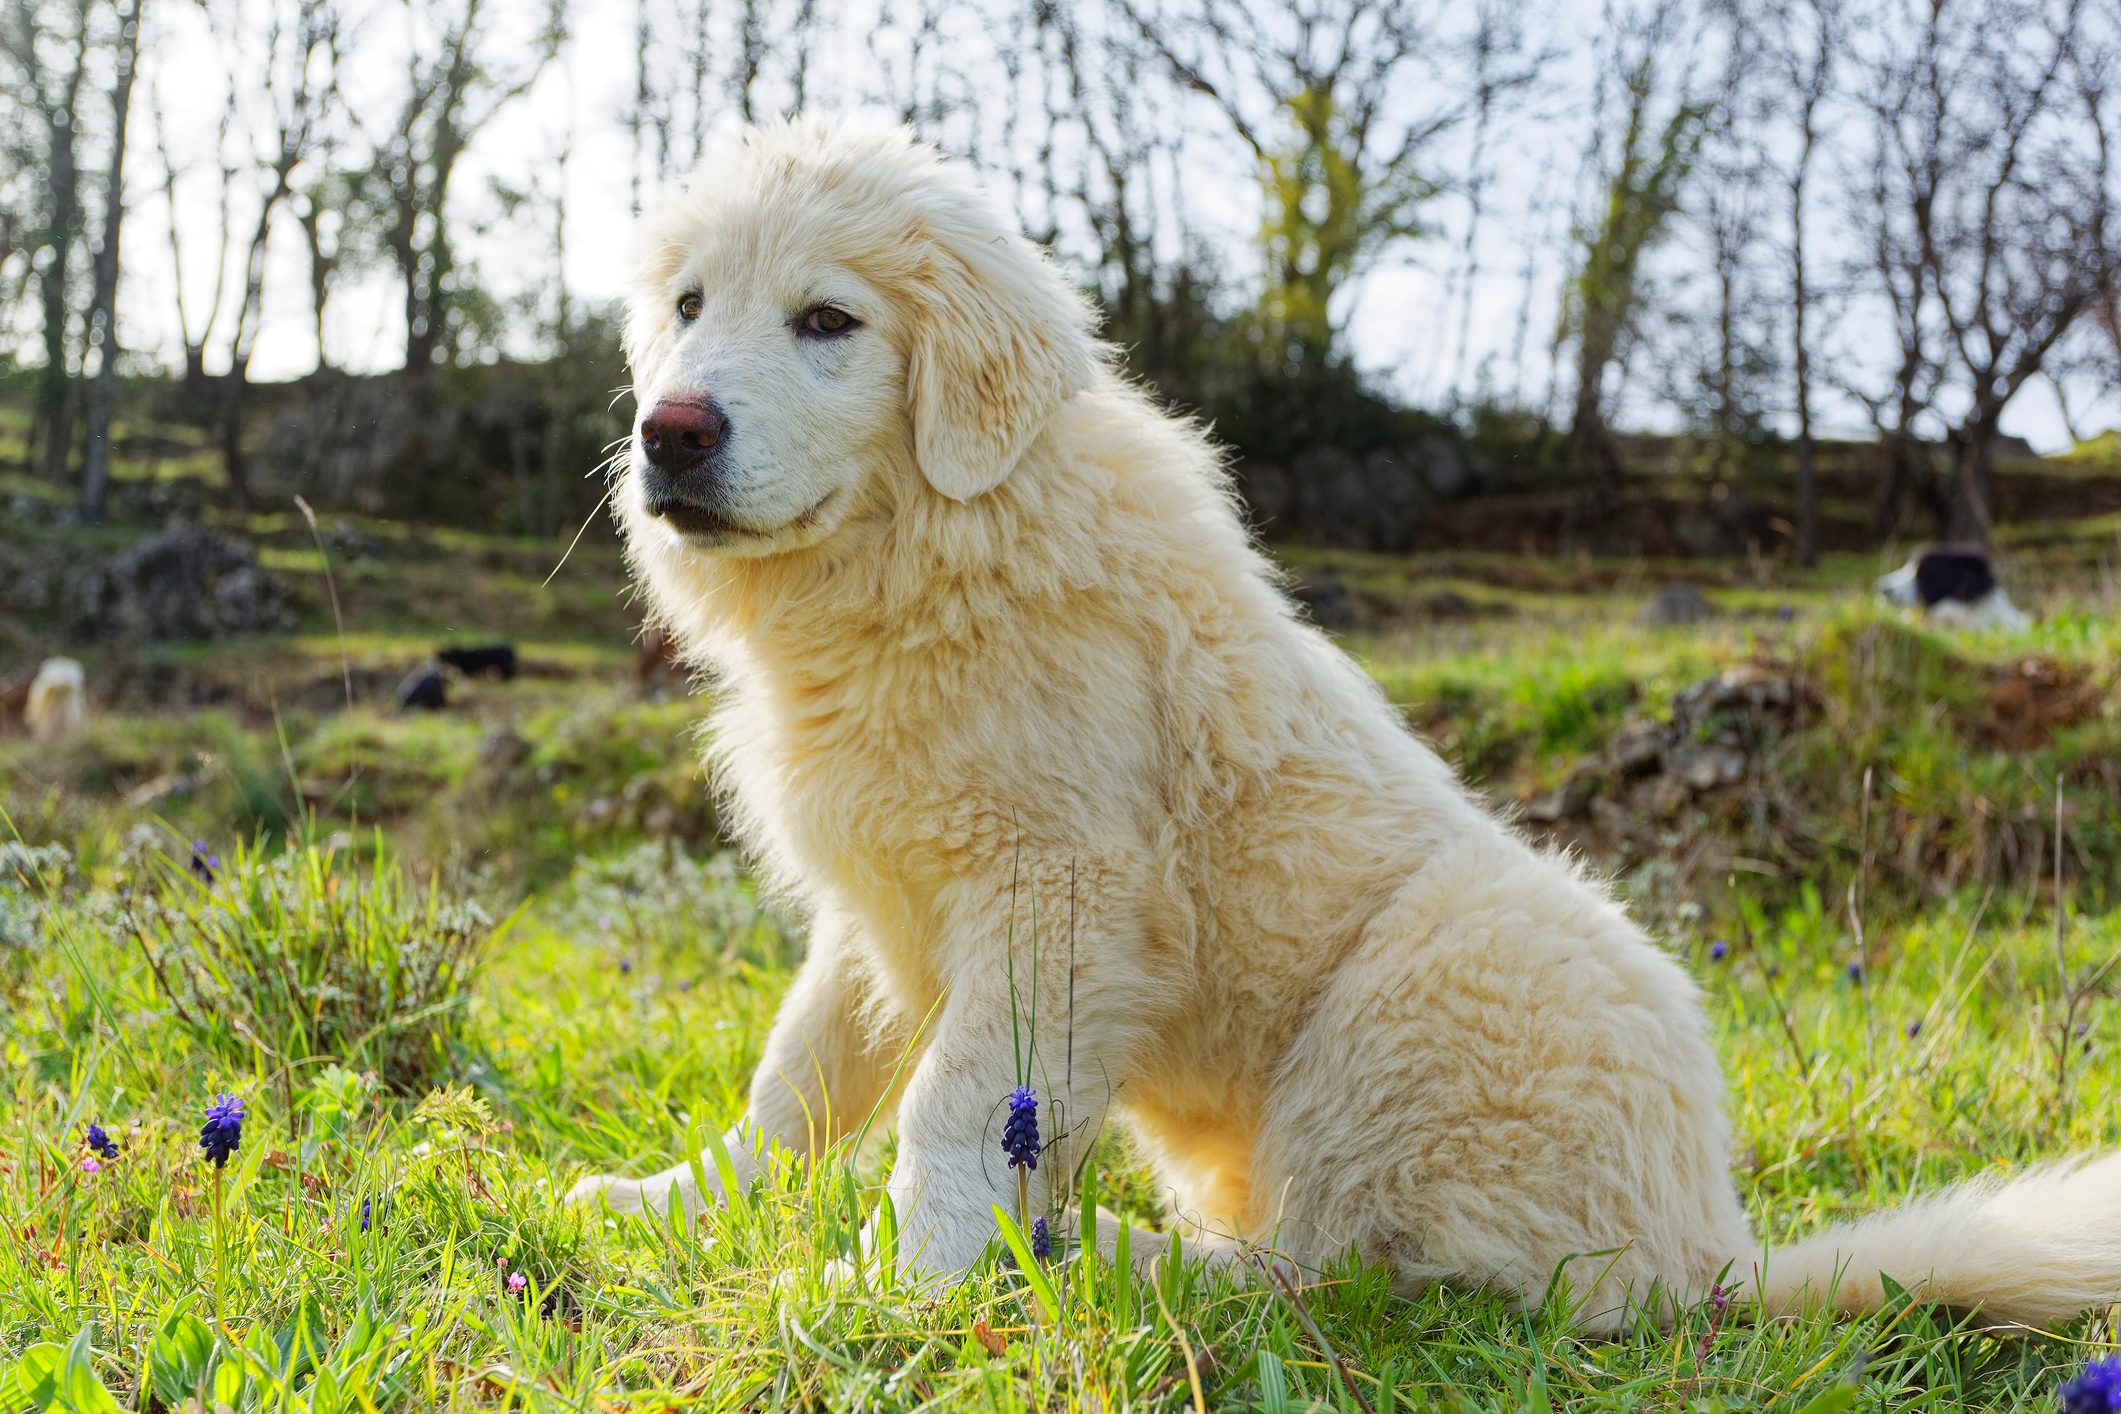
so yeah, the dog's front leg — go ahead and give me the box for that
[880,985,1069,1277]
[569,910,907,1217]
[877,877,1154,1280]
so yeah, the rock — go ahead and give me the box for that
[1415,433,1471,498]
[65,523,295,643]
[211,566,291,636]
[1520,659,1815,849]
[1639,774,1692,818]
[1607,721,1668,775]
[1670,663,1805,730]
[394,663,447,713]
[1588,795,1632,837]
[1523,778,1591,822]
[9,494,58,526]
[1668,741,1748,791]
[1642,584,1715,626]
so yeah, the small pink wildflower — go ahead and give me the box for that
[506,1271,527,1293]
[81,1157,101,1174]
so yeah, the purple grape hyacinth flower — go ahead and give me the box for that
[1031,1215,1051,1261]
[1002,1086,1039,1170]
[2061,1355,2121,1414]
[83,1123,118,1159]
[200,1092,244,1169]
[189,842,219,885]
[1709,940,1729,962]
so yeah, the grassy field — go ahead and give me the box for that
[3,501,2120,1410]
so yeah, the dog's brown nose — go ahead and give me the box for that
[639,399,728,473]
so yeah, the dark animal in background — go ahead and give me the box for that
[394,663,448,713]
[1876,545,2030,631]
[436,644,518,680]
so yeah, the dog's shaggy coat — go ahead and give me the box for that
[571,118,2121,1332]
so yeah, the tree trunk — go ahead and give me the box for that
[219,211,278,507]
[1570,313,1625,502]
[1792,430,1817,564]
[1947,416,1999,544]
[35,12,93,484]
[1790,118,1818,566]
[1874,433,1944,542]
[79,0,146,523]
[1791,254,1817,565]
[297,200,333,371]
[220,377,253,513]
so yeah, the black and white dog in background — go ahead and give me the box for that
[1876,544,2032,630]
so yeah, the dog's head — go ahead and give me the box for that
[616,117,1097,561]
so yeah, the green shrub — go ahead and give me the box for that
[131,836,507,1090]
[0,840,74,975]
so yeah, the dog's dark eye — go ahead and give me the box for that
[676,292,702,323]
[800,306,857,337]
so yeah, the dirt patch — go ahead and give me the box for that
[1981,656,2108,751]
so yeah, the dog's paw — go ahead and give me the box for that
[566,1170,701,1217]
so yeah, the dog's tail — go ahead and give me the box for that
[1750,1149,2121,1326]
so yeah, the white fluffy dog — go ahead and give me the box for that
[572,118,2121,1331]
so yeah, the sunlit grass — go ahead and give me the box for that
[3,822,2116,1409]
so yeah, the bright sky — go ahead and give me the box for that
[116,0,2092,454]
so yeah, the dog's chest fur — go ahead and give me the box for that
[705,608,1163,996]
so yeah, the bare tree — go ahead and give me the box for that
[207,0,340,508]
[1558,0,1706,498]
[1112,0,1533,384]
[1875,0,2104,541]
[292,165,361,371]
[361,0,562,378]
[3,0,96,481]
[149,61,237,391]
[1041,2,1189,377]
[1839,43,1949,539]
[1776,0,1836,564]
[76,0,142,521]
[1442,0,1557,407]
[1687,5,1778,450]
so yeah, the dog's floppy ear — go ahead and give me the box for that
[906,216,1096,502]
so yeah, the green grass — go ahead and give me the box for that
[3,514,2120,1409]
[4,824,2118,1410]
